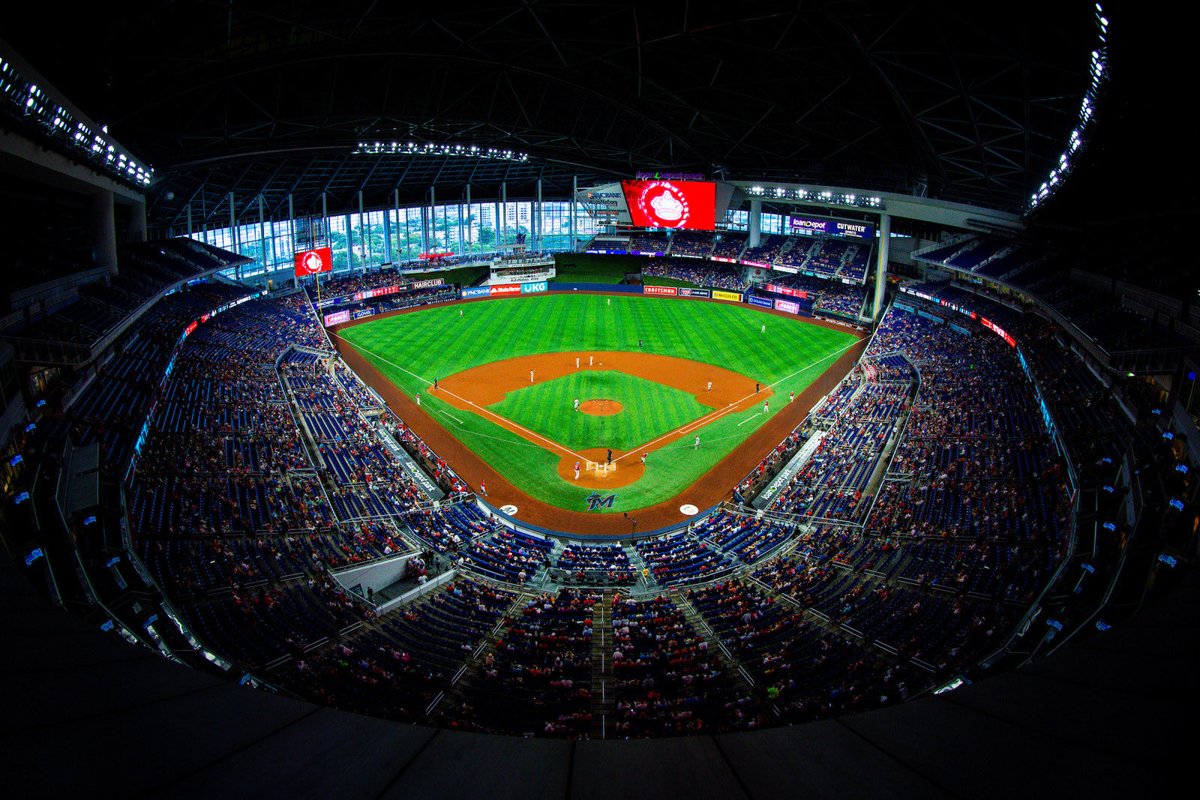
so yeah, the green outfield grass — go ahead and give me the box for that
[489,371,715,452]
[337,293,857,513]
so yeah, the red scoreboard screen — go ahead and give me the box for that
[621,179,716,230]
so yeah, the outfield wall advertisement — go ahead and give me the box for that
[748,296,774,309]
[774,299,801,314]
[677,288,710,298]
[643,285,678,296]
[711,290,742,302]
[462,281,548,300]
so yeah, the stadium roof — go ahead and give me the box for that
[8,1,1104,226]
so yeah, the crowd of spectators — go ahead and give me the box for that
[454,590,598,736]
[766,272,867,318]
[555,543,636,585]
[38,231,1121,740]
[611,594,758,735]
[642,260,748,291]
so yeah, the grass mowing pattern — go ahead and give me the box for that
[489,371,715,452]
[338,294,857,513]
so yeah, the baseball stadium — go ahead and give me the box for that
[0,3,1194,797]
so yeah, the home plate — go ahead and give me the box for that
[679,504,699,515]
[500,504,518,515]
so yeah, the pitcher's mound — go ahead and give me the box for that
[580,399,622,416]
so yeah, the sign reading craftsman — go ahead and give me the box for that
[643,285,679,296]
[293,247,333,276]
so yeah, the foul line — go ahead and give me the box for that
[330,330,589,462]
[437,408,465,426]
[737,413,762,427]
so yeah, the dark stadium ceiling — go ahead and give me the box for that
[8,1,1100,229]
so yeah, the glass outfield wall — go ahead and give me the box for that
[189,199,600,279]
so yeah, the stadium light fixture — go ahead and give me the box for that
[1029,5,1110,212]
[0,50,154,188]
[354,141,531,163]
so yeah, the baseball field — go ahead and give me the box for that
[333,293,859,524]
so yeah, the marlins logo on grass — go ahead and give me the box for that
[585,492,617,511]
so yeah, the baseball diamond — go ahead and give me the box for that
[333,292,861,530]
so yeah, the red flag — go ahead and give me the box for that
[294,247,333,277]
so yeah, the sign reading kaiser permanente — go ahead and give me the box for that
[294,247,333,277]
[621,179,716,230]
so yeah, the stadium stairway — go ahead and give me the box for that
[623,543,654,590]
[589,589,616,737]
[434,590,532,719]
[670,588,760,706]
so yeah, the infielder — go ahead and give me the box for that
[574,461,581,479]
